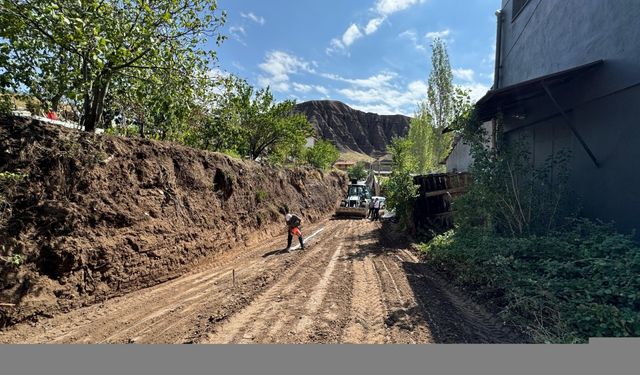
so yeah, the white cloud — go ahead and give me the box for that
[293,83,313,93]
[326,38,346,56]
[329,70,428,115]
[337,87,383,104]
[321,72,397,89]
[327,0,425,53]
[240,12,265,25]
[399,29,426,52]
[342,24,363,47]
[206,68,230,80]
[229,26,246,36]
[452,68,475,82]
[228,25,247,45]
[257,51,315,92]
[375,0,424,16]
[460,82,491,102]
[425,29,451,40]
[399,29,417,39]
[336,73,489,115]
[315,86,330,96]
[365,17,385,35]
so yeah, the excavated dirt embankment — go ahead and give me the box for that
[0,117,346,327]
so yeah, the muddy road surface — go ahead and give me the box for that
[0,219,524,344]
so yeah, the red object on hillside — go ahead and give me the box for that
[46,111,58,120]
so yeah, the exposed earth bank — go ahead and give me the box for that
[0,117,346,327]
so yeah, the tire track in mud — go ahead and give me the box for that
[341,222,388,344]
[390,246,525,343]
[1,218,527,344]
[402,260,523,343]
[0,220,337,344]
[117,226,332,344]
[200,223,351,343]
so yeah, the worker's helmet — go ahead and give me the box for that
[285,213,292,221]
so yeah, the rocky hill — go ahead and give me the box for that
[295,100,411,157]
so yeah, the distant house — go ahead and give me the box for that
[370,154,393,175]
[475,0,640,235]
[333,160,356,171]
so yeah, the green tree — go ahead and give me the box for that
[385,137,418,229]
[193,77,313,161]
[186,74,245,154]
[222,79,313,161]
[0,0,226,131]
[305,140,339,169]
[426,38,454,130]
[408,102,438,174]
[239,88,312,161]
[408,38,472,174]
[347,161,368,181]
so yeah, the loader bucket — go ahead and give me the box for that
[335,206,368,218]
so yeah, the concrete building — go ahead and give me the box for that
[476,0,640,234]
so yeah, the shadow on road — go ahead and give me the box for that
[347,219,528,343]
[262,248,291,258]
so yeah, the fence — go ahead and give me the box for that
[413,172,472,229]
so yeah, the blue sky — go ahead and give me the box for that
[213,0,500,116]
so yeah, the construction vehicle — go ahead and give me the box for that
[335,181,372,218]
[335,169,384,218]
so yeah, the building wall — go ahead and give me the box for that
[446,121,494,173]
[498,0,640,94]
[498,0,640,234]
[446,139,472,173]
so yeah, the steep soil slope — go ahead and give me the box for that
[0,117,346,327]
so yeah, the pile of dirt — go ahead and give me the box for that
[0,117,346,327]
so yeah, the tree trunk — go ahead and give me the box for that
[80,55,91,129]
[83,74,111,133]
[51,94,62,112]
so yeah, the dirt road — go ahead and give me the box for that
[0,219,524,344]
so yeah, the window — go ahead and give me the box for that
[512,0,531,21]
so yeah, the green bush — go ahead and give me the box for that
[305,140,340,170]
[454,113,575,236]
[421,220,640,343]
